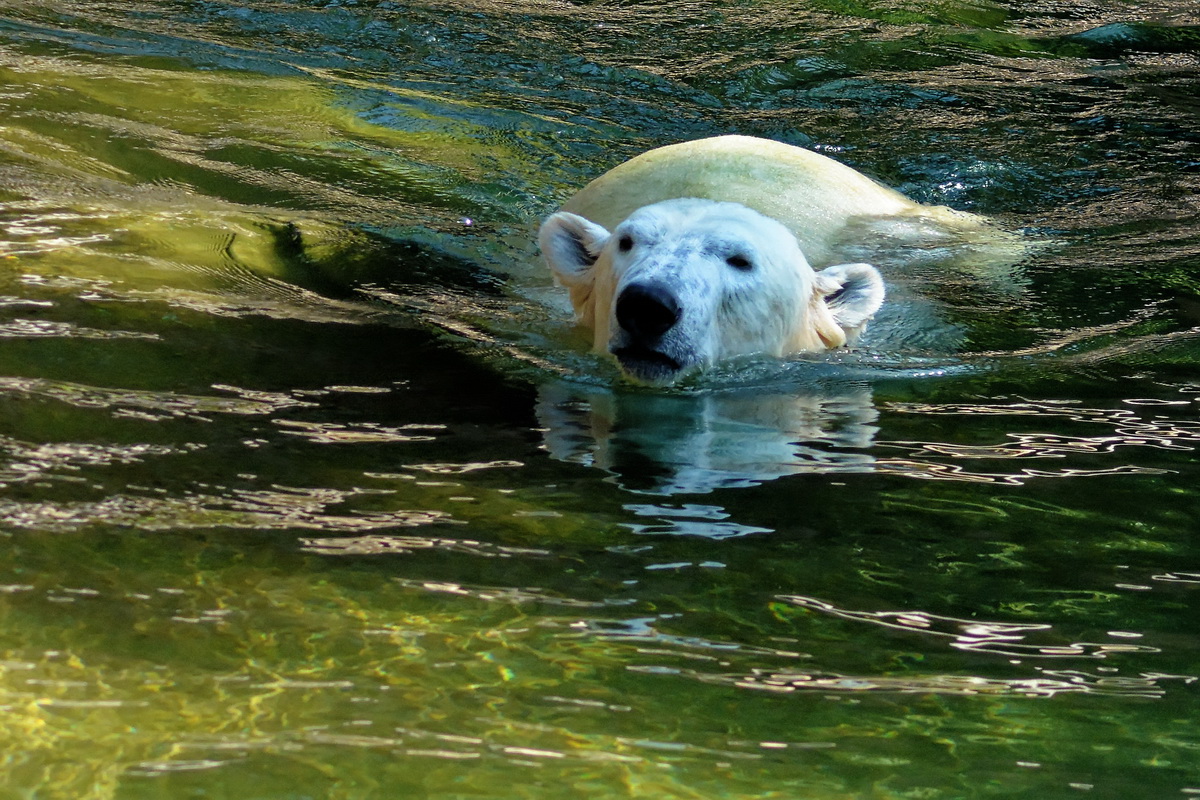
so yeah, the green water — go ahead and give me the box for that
[2,1,1200,798]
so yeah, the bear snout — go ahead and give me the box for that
[615,282,681,342]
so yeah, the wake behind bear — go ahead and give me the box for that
[539,135,1015,385]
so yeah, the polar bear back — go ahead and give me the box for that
[561,135,985,268]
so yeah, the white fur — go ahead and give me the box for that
[540,199,884,385]
[539,135,1015,384]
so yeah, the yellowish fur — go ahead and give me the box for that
[562,135,995,269]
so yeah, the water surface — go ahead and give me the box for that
[1,1,1200,798]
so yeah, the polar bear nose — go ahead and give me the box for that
[616,282,681,341]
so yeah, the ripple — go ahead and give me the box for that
[392,577,633,608]
[302,537,548,559]
[622,503,774,539]
[126,759,226,775]
[677,665,1195,699]
[0,318,161,340]
[273,419,444,443]
[874,459,1164,485]
[875,398,1200,483]
[1153,572,1200,585]
[0,377,315,420]
[777,595,1160,659]
[0,296,53,308]
[582,616,810,663]
[383,723,767,768]
[0,437,178,485]
[0,487,450,533]
[402,460,524,475]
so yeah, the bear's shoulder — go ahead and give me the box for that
[560,135,998,268]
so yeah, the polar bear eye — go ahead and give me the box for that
[618,234,634,253]
[726,254,752,271]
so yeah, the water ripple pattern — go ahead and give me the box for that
[1,1,1200,799]
[777,595,1160,659]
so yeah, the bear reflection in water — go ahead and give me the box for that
[536,380,878,495]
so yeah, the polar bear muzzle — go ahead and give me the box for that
[615,282,682,342]
[610,282,689,384]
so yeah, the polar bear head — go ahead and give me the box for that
[539,199,885,385]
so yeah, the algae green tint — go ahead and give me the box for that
[1,1,1199,798]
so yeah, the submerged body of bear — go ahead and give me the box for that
[539,135,1009,385]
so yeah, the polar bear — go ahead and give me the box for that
[539,135,1003,385]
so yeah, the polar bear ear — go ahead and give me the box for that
[814,262,885,339]
[538,212,611,288]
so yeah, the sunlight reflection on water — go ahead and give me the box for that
[699,666,1196,699]
[538,383,1200,492]
[0,376,316,418]
[777,595,1161,659]
[0,489,451,533]
[2,1,1200,798]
